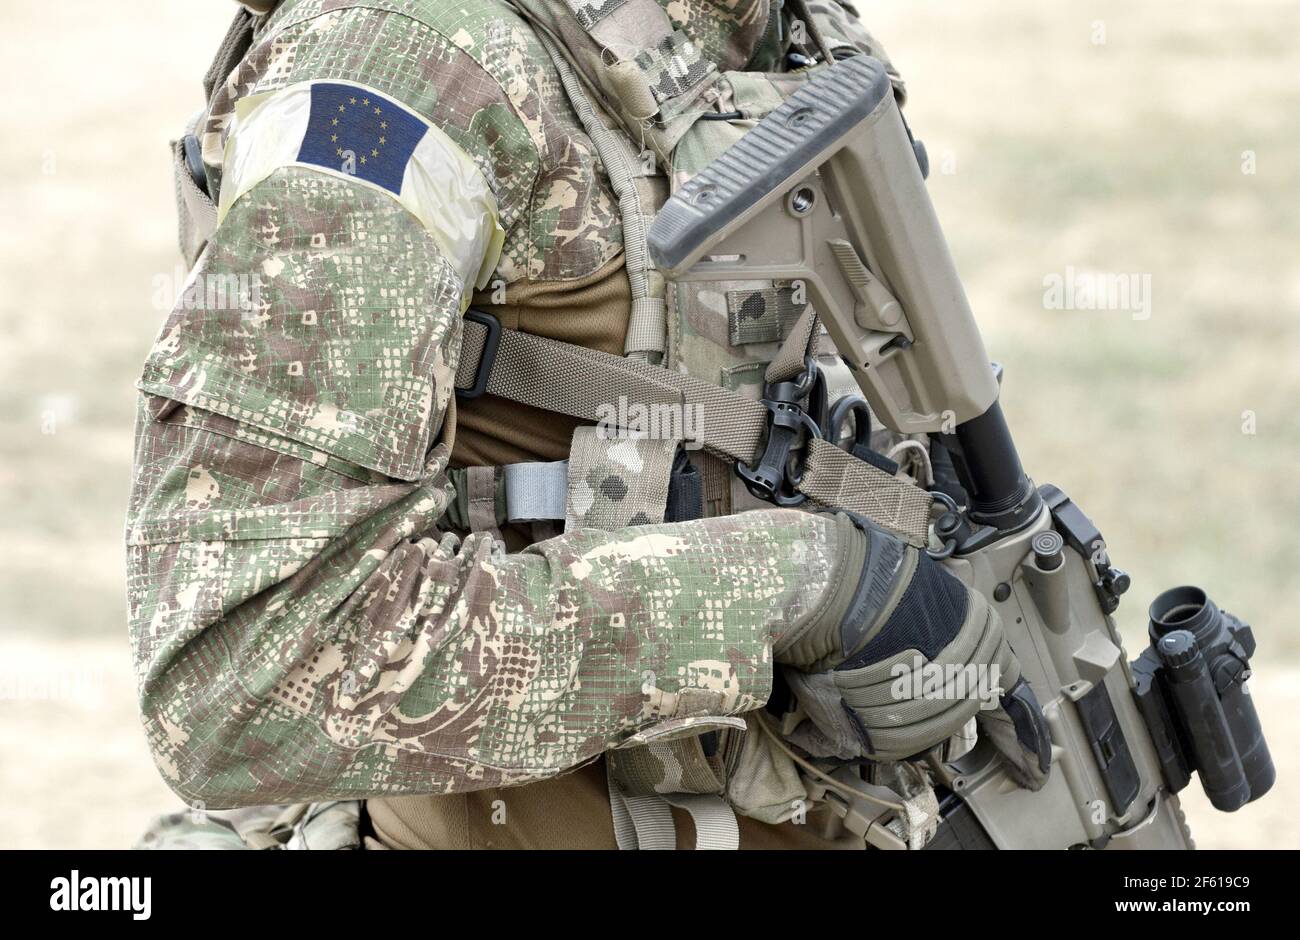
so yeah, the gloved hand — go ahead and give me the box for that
[775,511,1051,790]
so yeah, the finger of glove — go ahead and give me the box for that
[833,588,1021,761]
[976,679,1052,791]
[782,668,871,760]
[833,586,1011,707]
[848,698,985,761]
[834,587,1012,715]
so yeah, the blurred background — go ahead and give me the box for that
[0,0,1295,848]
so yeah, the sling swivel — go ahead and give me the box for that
[736,359,822,507]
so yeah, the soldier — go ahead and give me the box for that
[129,0,1044,850]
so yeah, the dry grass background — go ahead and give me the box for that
[0,0,1295,848]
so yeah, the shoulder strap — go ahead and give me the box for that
[173,4,276,266]
[204,6,262,104]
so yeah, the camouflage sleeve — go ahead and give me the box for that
[126,3,850,808]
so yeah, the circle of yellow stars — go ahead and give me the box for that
[329,95,389,165]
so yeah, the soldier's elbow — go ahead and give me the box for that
[140,691,263,810]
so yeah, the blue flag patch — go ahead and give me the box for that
[296,83,427,194]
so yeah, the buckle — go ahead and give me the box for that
[182,133,208,196]
[456,308,501,400]
[736,358,822,507]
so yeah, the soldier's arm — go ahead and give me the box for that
[127,4,858,808]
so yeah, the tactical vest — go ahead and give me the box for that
[175,0,937,850]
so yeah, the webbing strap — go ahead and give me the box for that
[539,32,667,360]
[454,318,933,546]
[798,439,932,537]
[607,768,677,850]
[203,7,258,104]
[765,305,821,384]
[172,127,218,268]
[606,767,738,850]
[503,461,569,523]
[663,795,741,850]
[465,466,500,535]
[441,462,569,530]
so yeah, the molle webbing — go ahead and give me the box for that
[506,0,722,161]
[453,315,934,546]
[537,31,667,360]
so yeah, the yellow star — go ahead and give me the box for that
[362,98,369,106]
[349,96,357,105]
[336,147,343,156]
[331,117,338,126]
[380,121,387,130]
[330,134,338,142]
[373,106,382,115]
[360,155,367,164]
[338,104,345,112]
[371,148,379,157]
[378,136,386,145]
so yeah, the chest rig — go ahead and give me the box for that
[178,0,939,850]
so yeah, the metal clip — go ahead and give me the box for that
[736,358,822,507]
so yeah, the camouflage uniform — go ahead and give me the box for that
[129,0,901,846]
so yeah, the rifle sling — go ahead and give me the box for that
[453,315,933,546]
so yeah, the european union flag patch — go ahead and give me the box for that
[296,83,427,195]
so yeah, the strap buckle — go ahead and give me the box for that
[736,358,822,507]
[456,308,501,400]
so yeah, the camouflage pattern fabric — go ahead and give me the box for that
[204,0,623,284]
[128,0,854,807]
[606,731,736,797]
[657,0,776,73]
[632,31,717,105]
[565,428,677,529]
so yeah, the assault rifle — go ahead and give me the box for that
[647,55,1273,849]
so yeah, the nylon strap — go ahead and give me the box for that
[441,462,569,530]
[454,319,933,546]
[605,737,738,850]
[539,32,667,360]
[175,5,271,266]
[173,124,218,268]
[503,461,569,523]
[765,305,821,383]
[663,794,741,850]
[465,466,501,535]
[607,768,677,850]
[203,7,259,104]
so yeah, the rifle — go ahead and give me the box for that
[647,55,1273,849]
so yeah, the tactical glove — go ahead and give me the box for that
[775,512,1052,789]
